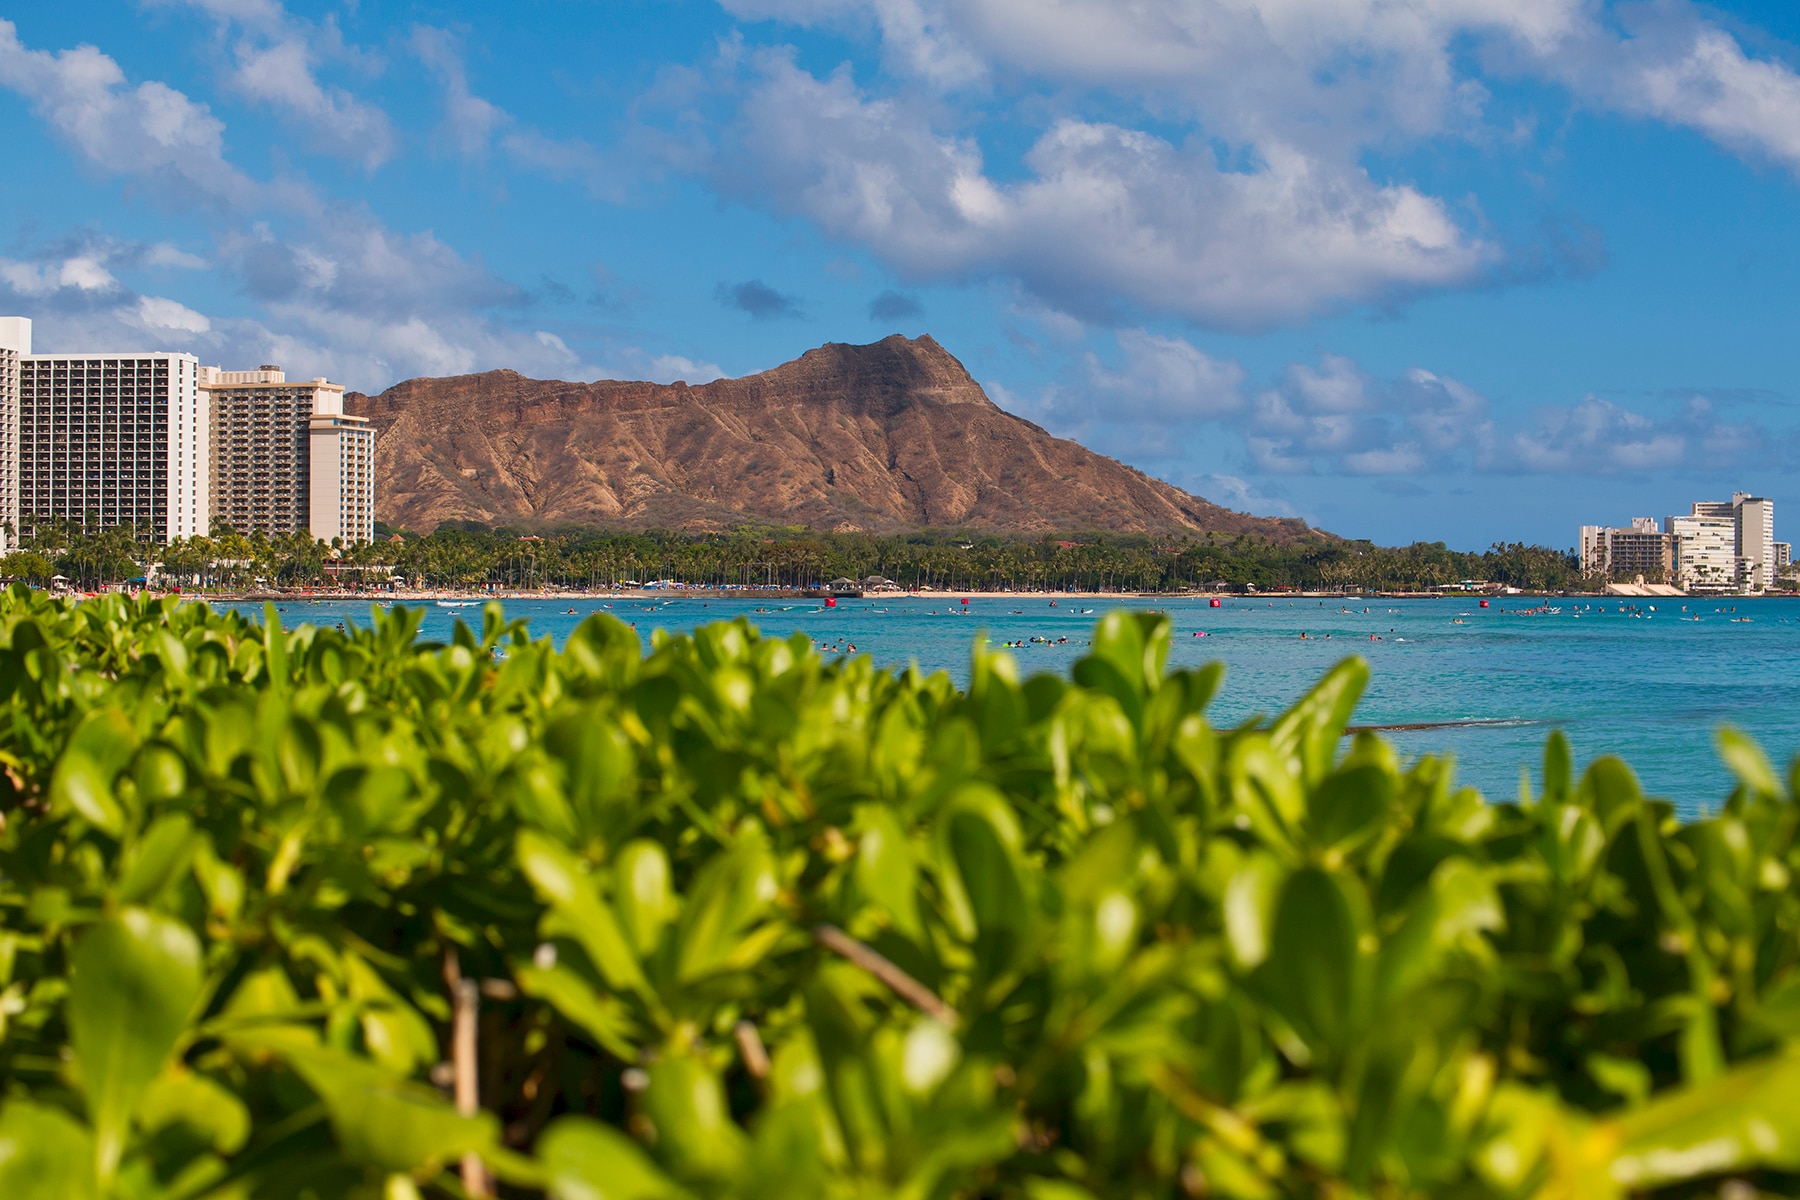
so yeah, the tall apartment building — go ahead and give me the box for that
[1689,494,1775,590]
[1578,517,1674,583]
[307,410,375,545]
[0,317,26,550]
[1733,495,1776,590]
[205,365,352,539]
[14,335,209,545]
[1667,513,1738,592]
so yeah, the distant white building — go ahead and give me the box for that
[0,317,26,551]
[1668,513,1738,592]
[1584,494,1780,593]
[9,319,210,545]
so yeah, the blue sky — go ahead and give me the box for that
[3,0,1800,547]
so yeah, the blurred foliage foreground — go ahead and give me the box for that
[3,589,1800,1200]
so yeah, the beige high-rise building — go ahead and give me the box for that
[307,410,375,545]
[1732,493,1775,590]
[0,317,26,551]
[204,365,349,539]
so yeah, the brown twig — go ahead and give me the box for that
[813,923,959,1027]
[444,951,494,1199]
[734,1020,771,1080]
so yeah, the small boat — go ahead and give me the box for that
[436,600,478,608]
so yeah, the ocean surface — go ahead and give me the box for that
[227,594,1800,816]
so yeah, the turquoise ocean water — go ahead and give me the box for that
[231,594,1800,816]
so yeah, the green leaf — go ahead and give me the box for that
[115,814,197,905]
[228,1027,498,1174]
[1543,729,1573,803]
[671,835,782,984]
[1607,1043,1800,1188]
[517,831,651,996]
[1251,867,1369,1063]
[612,840,676,958]
[854,804,922,940]
[514,963,641,1060]
[1306,763,1394,856]
[137,1067,251,1154]
[50,712,139,834]
[0,1102,98,1200]
[641,1053,747,1181]
[1223,850,1288,971]
[934,785,1036,978]
[68,908,202,1182]
[1716,726,1782,799]
[1269,657,1368,788]
[539,1116,687,1200]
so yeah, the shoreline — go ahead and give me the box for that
[171,587,1800,604]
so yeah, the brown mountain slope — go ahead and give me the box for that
[345,334,1317,540]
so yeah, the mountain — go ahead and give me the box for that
[344,334,1317,541]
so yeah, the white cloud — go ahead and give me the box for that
[1008,334,1770,481]
[647,353,727,384]
[411,25,507,158]
[0,19,260,209]
[411,26,616,197]
[715,53,1492,328]
[0,254,122,297]
[135,295,211,333]
[146,0,394,169]
[145,242,209,269]
[226,36,393,169]
[0,20,621,393]
[704,1,1800,330]
[1585,17,1800,174]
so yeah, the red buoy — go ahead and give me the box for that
[1209,597,1222,608]
[825,597,837,608]
[1479,599,1489,608]
[961,597,969,605]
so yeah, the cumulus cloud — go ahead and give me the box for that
[700,1,1800,330]
[0,18,261,210]
[1007,331,1774,481]
[1489,394,1763,475]
[226,36,392,169]
[716,279,804,320]
[711,52,1491,329]
[145,0,393,170]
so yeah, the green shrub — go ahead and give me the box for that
[1,586,1799,1199]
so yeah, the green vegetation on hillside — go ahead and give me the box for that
[2,518,1583,592]
[2,589,1800,1199]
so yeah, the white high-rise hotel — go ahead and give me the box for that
[0,317,374,551]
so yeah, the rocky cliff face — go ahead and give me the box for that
[345,334,1317,540]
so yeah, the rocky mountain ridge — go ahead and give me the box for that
[345,334,1317,540]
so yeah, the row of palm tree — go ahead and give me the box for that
[0,518,1587,594]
